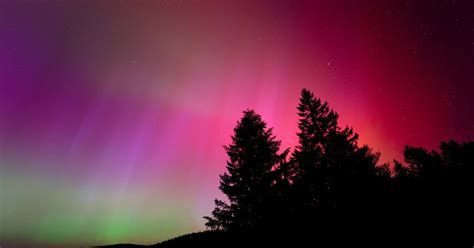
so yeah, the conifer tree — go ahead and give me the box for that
[204,110,287,231]
[290,89,381,218]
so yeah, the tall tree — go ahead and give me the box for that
[290,89,382,222]
[290,89,339,213]
[204,110,288,231]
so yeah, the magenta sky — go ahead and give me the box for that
[1,1,473,247]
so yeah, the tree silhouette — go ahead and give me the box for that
[290,89,339,212]
[287,89,384,229]
[204,110,288,231]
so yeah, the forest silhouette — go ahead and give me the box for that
[101,89,473,247]
[201,89,473,246]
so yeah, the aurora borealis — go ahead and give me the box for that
[1,0,473,247]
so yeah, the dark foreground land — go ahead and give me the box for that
[98,227,472,248]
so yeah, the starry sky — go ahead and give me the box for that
[1,0,473,247]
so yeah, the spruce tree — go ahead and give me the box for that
[290,89,381,221]
[290,89,339,211]
[204,110,287,231]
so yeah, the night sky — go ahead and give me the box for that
[1,0,473,247]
